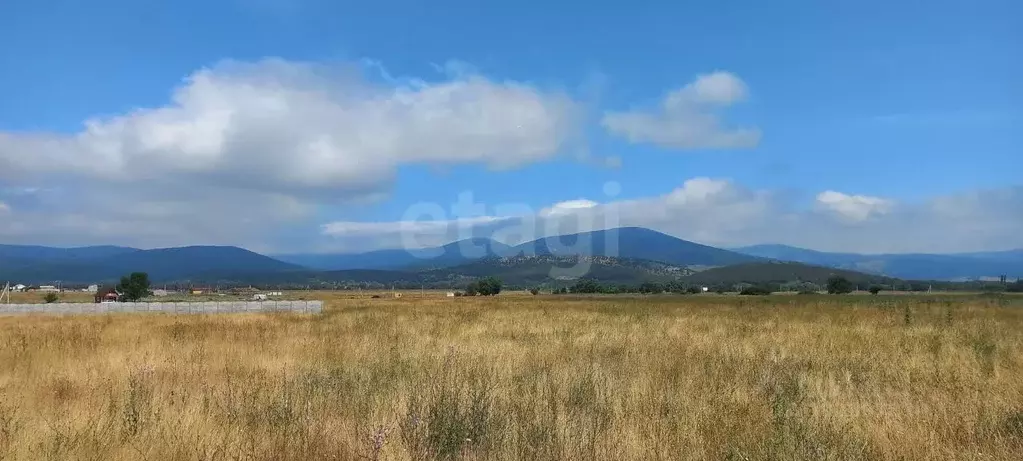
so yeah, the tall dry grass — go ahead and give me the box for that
[0,294,1021,460]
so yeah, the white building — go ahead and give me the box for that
[253,293,268,301]
[13,284,26,292]
[85,284,99,293]
[38,285,59,293]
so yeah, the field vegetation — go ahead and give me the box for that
[0,292,1021,459]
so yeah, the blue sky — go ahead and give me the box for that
[0,0,1020,254]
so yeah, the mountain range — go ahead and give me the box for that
[2,227,1022,286]
[0,245,302,283]
[274,228,759,270]
[733,244,1023,281]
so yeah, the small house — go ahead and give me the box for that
[38,285,59,293]
[94,286,119,303]
[252,293,268,301]
[13,284,26,292]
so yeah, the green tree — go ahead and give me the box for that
[528,287,540,295]
[43,292,59,303]
[475,277,503,296]
[827,275,854,295]
[117,272,152,302]
[869,285,883,295]
[464,282,480,296]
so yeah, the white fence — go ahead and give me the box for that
[0,300,322,315]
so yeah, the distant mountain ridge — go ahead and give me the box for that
[4,228,1019,285]
[511,227,761,267]
[420,254,694,286]
[0,244,139,260]
[0,245,303,283]
[275,227,761,271]
[733,244,1023,281]
[276,238,514,270]
[684,261,898,286]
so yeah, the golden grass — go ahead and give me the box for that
[0,293,1021,460]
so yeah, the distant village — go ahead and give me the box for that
[2,283,285,302]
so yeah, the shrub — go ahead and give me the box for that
[528,288,539,295]
[739,286,773,296]
[869,285,883,295]
[827,276,854,295]
[43,292,59,303]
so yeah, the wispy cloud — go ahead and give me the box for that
[602,71,760,150]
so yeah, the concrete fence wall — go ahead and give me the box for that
[0,300,322,315]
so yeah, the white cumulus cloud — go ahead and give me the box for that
[0,58,582,249]
[815,190,895,222]
[601,71,761,149]
[0,59,580,195]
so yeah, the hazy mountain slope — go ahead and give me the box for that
[0,244,138,261]
[421,255,692,286]
[514,227,761,267]
[683,261,898,286]
[733,244,1023,280]
[275,238,514,270]
[1,246,304,283]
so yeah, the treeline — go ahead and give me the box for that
[543,278,844,295]
[98,276,1022,293]
[550,279,706,295]
[540,275,1002,298]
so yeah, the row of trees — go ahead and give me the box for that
[554,279,705,295]
[527,276,885,296]
[740,276,878,296]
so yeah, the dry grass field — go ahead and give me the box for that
[0,293,1021,460]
